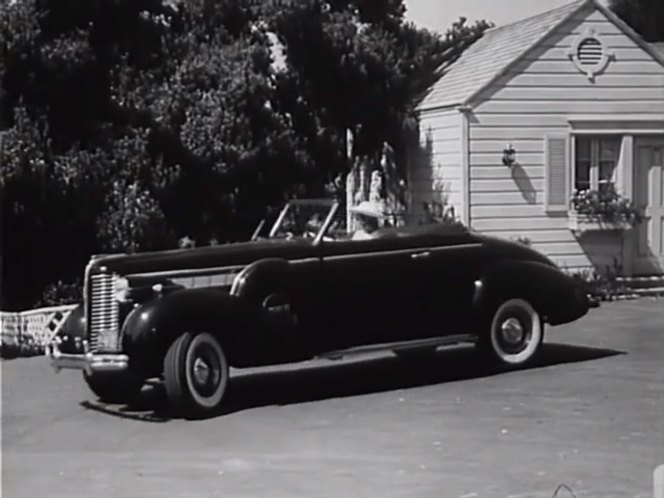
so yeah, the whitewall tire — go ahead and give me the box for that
[164,332,229,418]
[480,298,543,366]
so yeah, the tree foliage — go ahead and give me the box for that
[1,0,491,309]
[609,0,664,42]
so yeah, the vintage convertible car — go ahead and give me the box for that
[48,199,598,418]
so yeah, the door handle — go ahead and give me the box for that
[411,251,431,260]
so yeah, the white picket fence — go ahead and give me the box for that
[0,305,77,354]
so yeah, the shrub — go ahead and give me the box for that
[568,268,631,302]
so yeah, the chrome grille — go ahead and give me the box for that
[88,273,120,352]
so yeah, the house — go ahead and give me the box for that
[412,0,664,276]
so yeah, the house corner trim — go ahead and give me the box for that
[459,107,471,227]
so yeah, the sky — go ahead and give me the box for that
[404,0,609,33]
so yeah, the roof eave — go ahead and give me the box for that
[417,102,465,115]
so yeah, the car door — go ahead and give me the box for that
[408,233,485,337]
[315,237,425,352]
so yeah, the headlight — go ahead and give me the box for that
[114,277,130,302]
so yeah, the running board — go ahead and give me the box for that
[318,334,477,360]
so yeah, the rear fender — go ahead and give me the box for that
[473,260,583,323]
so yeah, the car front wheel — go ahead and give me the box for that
[478,298,543,366]
[164,332,229,419]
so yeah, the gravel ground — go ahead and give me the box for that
[2,299,663,498]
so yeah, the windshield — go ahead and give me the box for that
[252,200,344,242]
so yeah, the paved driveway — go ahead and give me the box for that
[2,299,663,498]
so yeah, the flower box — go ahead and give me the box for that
[567,211,635,233]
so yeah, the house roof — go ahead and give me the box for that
[418,0,664,112]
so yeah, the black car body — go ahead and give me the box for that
[48,199,598,417]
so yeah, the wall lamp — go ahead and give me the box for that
[502,143,516,166]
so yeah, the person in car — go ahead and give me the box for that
[350,201,382,240]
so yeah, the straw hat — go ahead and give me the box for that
[349,201,383,218]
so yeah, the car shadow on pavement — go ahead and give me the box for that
[80,342,624,422]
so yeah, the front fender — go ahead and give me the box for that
[473,260,591,325]
[121,288,255,375]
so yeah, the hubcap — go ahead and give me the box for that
[193,357,211,385]
[501,317,525,344]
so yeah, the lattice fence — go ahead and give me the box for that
[0,305,77,357]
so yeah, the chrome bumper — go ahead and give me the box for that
[46,339,129,374]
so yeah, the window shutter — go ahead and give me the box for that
[544,135,569,213]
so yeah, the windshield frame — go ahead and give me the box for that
[257,199,340,245]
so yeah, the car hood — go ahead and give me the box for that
[88,239,315,276]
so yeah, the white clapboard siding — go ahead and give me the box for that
[471,165,544,180]
[480,229,576,244]
[425,128,461,141]
[471,127,573,140]
[422,113,463,133]
[472,178,545,193]
[470,152,546,166]
[470,140,545,154]
[472,217,571,231]
[471,205,547,218]
[532,241,592,256]
[474,100,664,114]
[431,152,461,163]
[472,191,539,205]
[503,73,664,88]
[489,87,664,101]
[518,60,664,74]
[554,32,656,49]
[410,109,463,216]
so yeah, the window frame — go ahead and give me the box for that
[566,115,663,211]
[572,134,622,194]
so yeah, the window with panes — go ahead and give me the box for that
[574,136,621,193]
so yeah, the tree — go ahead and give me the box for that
[271,1,491,212]
[0,0,320,308]
[609,0,664,42]
[1,0,491,309]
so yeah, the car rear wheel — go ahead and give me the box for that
[83,370,144,404]
[163,332,229,419]
[478,298,543,366]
